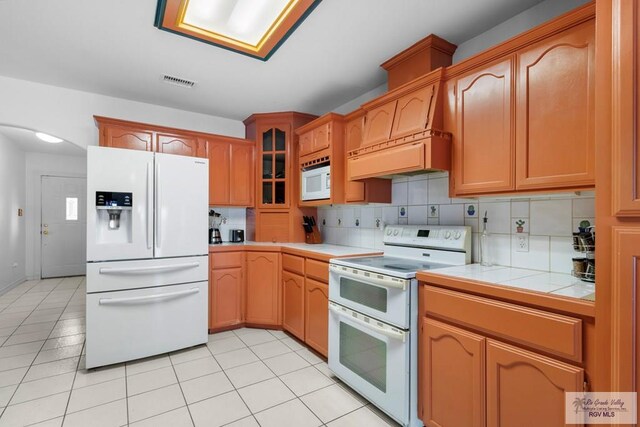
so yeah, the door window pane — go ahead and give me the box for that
[339,322,387,392]
[263,130,273,151]
[262,182,273,204]
[340,277,387,312]
[275,181,285,204]
[275,129,286,151]
[262,154,273,179]
[275,153,285,178]
[66,197,78,221]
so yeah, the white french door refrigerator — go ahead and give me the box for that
[86,146,209,369]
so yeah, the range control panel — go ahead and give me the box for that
[96,191,133,209]
[383,225,471,251]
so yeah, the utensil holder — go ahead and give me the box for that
[305,225,323,244]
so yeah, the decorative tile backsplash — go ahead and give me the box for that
[318,172,595,274]
[209,207,247,242]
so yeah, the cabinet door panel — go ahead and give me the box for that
[390,85,435,138]
[208,141,230,205]
[245,252,280,325]
[299,131,314,157]
[313,122,331,152]
[454,59,514,194]
[362,101,397,147]
[304,278,328,357]
[230,143,254,206]
[421,318,485,427]
[345,116,366,202]
[103,126,154,151]
[156,133,200,157]
[282,271,305,340]
[516,20,595,190]
[210,267,243,329]
[486,340,584,427]
[612,1,640,215]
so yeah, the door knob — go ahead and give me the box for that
[43,230,49,235]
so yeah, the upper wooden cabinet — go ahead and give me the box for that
[95,116,207,158]
[207,137,255,207]
[390,85,435,139]
[515,20,595,191]
[451,59,514,195]
[362,101,397,147]
[156,132,204,157]
[445,5,595,196]
[245,252,280,326]
[101,123,154,151]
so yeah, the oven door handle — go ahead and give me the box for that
[329,303,407,342]
[330,265,408,291]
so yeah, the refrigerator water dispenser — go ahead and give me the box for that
[95,191,133,244]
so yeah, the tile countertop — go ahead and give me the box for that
[424,264,595,301]
[209,242,383,258]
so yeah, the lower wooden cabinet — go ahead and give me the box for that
[420,318,485,427]
[486,340,584,427]
[209,267,243,330]
[420,291,585,427]
[304,277,329,357]
[245,252,280,325]
[282,270,305,340]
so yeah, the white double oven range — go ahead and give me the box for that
[328,225,471,427]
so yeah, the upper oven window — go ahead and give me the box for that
[339,277,388,312]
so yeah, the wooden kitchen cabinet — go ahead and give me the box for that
[389,85,435,139]
[452,59,514,194]
[156,132,204,157]
[298,130,314,158]
[209,252,244,331]
[282,270,305,340]
[515,20,595,191]
[421,318,485,427]
[486,340,584,427]
[304,277,329,357]
[207,137,255,207]
[245,252,280,326]
[419,284,587,427]
[99,122,154,151]
[362,101,397,147]
[343,110,392,204]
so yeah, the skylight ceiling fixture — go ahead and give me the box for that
[35,132,63,144]
[155,0,321,60]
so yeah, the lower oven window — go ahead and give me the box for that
[339,278,387,312]
[339,322,387,392]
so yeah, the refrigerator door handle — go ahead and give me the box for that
[98,262,200,275]
[155,162,161,250]
[99,287,199,305]
[147,162,153,250]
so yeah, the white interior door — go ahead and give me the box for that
[41,176,87,278]
[154,153,208,258]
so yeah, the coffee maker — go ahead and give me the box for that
[209,210,222,244]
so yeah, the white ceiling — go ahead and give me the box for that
[0,126,86,157]
[0,0,543,121]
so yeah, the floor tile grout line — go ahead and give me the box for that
[166,350,196,427]
[0,277,72,420]
[124,362,130,426]
[60,339,86,426]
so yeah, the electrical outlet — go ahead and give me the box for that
[516,234,529,252]
[12,262,18,268]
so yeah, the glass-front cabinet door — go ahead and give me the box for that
[258,125,289,208]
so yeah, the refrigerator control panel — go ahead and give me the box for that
[96,191,133,209]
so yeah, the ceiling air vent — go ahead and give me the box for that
[161,74,196,89]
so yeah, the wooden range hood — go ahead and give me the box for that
[347,35,457,180]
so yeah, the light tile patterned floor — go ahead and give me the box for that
[0,277,399,427]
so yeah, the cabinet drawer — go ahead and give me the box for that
[305,259,329,283]
[282,254,305,275]
[211,252,243,269]
[423,286,582,362]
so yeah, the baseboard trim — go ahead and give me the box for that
[0,276,27,297]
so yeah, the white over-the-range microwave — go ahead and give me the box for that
[301,164,331,201]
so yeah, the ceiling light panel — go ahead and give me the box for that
[155,0,321,60]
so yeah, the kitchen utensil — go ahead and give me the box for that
[480,211,492,266]
[209,210,223,244]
